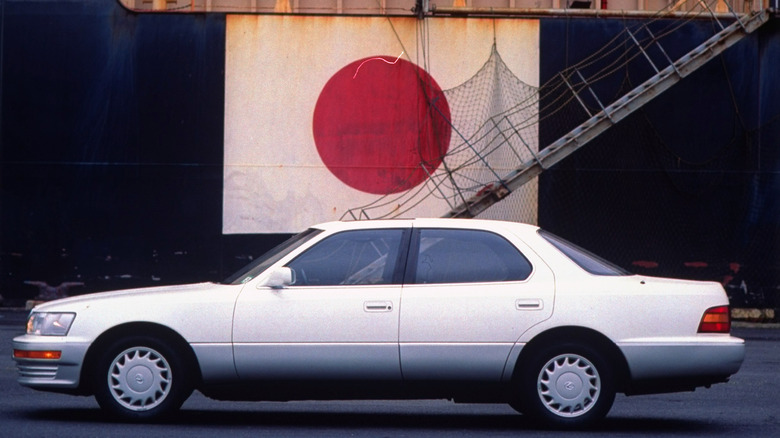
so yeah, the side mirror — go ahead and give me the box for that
[258,267,296,289]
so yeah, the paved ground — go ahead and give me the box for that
[2,307,778,437]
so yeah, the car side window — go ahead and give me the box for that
[411,229,532,284]
[285,229,405,286]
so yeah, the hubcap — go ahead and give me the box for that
[537,353,600,418]
[107,346,172,411]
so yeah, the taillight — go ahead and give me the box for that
[698,306,731,333]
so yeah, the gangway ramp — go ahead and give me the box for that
[443,9,770,218]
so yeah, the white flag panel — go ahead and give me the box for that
[224,15,539,234]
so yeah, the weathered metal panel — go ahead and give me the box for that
[1,0,778,309]
[1,0,227,302]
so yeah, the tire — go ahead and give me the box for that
[516,342,616,429]
[92,335,193,422]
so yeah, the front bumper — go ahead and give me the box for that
[12,334,91,392]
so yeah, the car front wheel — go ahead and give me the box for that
[516,343,615,429]
[92,336,192,421]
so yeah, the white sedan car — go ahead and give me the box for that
[13,219,744,428]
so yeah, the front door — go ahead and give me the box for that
[233,228,408,381]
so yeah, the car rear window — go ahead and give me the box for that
[538,230,630,276]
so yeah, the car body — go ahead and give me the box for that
[12,218,744,428]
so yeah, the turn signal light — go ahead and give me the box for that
[698,306,731,333]
[13,350,62,360]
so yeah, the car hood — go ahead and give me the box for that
[30,282,229,312]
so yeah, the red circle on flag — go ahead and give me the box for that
[312,56,451,195]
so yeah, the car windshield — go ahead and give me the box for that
[538,230,630,276]
[222,228,324,285]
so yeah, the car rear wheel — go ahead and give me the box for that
[515,343,615,429]
[92,335,192,421]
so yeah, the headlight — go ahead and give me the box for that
[26,312,76,336]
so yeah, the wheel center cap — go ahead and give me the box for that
[556,372,583,399]
[127,365,154,392]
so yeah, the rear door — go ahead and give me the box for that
[399,227,555,381]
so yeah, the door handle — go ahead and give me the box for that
[516,299,543,310]
[364,301,393,312]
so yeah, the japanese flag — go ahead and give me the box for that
[223,15,539,234]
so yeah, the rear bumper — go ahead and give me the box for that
[619,336,745,390]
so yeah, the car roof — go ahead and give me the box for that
[310,218,541,235]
